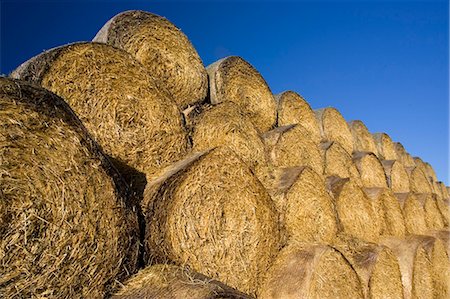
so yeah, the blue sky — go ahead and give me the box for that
[1,0,448,183]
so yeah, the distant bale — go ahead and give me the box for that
[364,188,406,237]
[268,167,338,244]
[424,162,438,185]
[415,193,445,230]
[381,160,410,193]
[0,78,139,298]
[327,177,381,242]
[315,107,353,154]
[262,124,323,175]
[409,166,433,194]
[396,193,428,235]
[353,152,388,188]
[373,133,397,160]
[143,147,280,296]
[394,142,416,168]
[332,235,403,299]
[258,242,363,299]
[275,91,321,143]
[93,10,208,109]
[206,56,276,132]
[348,120,377,154]
[427,230,450,257]
[111,264,253,299]
[436,181,450,199]
[321,141,361,183]
[381,236,434,299]
[11,42,189,190]
[434,183,450,226]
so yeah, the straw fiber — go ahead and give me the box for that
[394,142,416,168]
[353,152,388,188]
[348,120,377,154]
[315,107,353,155]
[321,141,361,184]
[396,193,428,235]
[373,133,396,160]
[381,160,410,193]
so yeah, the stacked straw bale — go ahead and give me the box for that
[332,235,403,299]
[0,77,139,298]
[315,107,354,154]
[267,167,338,244]
[142,147,280,296]
[426,237,450,299]
[206,56,276,132]
[11,42,189,193]
[352,152,388,188]
[262,124,323,175]
[394,142,416,168]
[348,120,377,154]
[373,133,397,160]
[320,141,361,183]
[427,230,450,257]
[327,177,381,242]
[258,242,364,299]
[409,166,433,194]
[396,193,428,235]
[381,236,435,299]
[415,193,445,230]
[436,181,450,199]
[93,10,208,109]
[381,160,410,193]
[111,264,253,299]
[275,91,321,143]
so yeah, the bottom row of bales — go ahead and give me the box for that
[1,77,449,298]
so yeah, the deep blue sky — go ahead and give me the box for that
[1,0,449,183]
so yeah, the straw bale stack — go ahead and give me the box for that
[321,141,361,184]
[142,148,280,296]
[267,167,338,244]
[348,120,377,154]
[436,181,450,199]
[11,42,189,193]
[353,152,388,188]
[111,264,253,299]
[332,235,403,299]
[409,166,433,194]
[93,10,208,109]
[258,242,364,299]
[426,237,450,299]
[373,133,397,160]
[396,193,428,235]
[381,160,410,193]
[0,77,139,298]
[327,177,381,242]
[427,230,450,257]
[315,107,353,154]
[275,91,321,143]
[415,193,445,230]
[394,142,416,168]
[206,56,276,132]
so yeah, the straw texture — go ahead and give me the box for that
[396,193,428,235]
[394,142,416,168]
[409,166,433,194]
[321,141,361,184]
[373,133,397,160]
[353,152,388,188]
[348,120,377,154]
[381,160,410,193]
[315,107,353,154]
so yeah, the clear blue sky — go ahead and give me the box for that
[1,0,448,184]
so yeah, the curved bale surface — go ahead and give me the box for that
[11,42,189,189]
[409,166,433,194]
[381,160,410,193]
[143,147,280,296]
[327,177,381,242]
[353,152,388,188]
[275,91,321,143]
[348,120,377,154]
[424,162,438,185]
[262,124,323,175]
[436,181,450,199]
[381,236,434,299]
[396,193,428,235]
[364,188,406,237]
[111,264,254,299]
[372,133,397,160]
[321,141,361,183]
[258,242,363,299]
[416,193,445,230]
[206,56,276,132]
[268,167,338,244]
[191,102,269,180]
[426,237,450,299]
[315,107,353,155]
[332,235,403,299]
[93,10,208,109]
[0,78,139,298]
[394,142,416,168]
[427,230,450,258]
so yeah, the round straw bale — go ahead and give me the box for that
[426,237,450,299]
[396,193,428,235]
[381,236,434,299]
[424,162,438,184]
[275,91,321,143]
[435,196,450,227]
[415,193,445,230]
[409,166,433,194]
[93,10,208,109]
[332,235,403,299]
[262,124,323,175]
[348,120,377,154]
[364,188,406,237]
[427,230,450,258]
[372,133,397,160]
[321,141,362,184]
[258,242,364,299]
[268,167,338,244]
[327,177,381,242]
[394,142,416,168]
[11,42,189,191]
[353,152,388,188]
[191,101,269,180]
[315,107,354,154]
[381,160,410,193]
[143,147,280,296]
[206,56,276,132]
[111,264,253,299]
[436,181,450,199]
[0,78,139,298]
